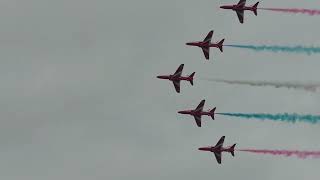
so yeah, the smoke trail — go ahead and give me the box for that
[216,113,320,124]
[224,44,320,55]
[238,149,320,159]
[203,78,320,92]
[259,8,320,16]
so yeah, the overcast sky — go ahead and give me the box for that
[1,0,320,179]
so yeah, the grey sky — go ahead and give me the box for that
[0,0,320,179]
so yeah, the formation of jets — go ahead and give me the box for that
[156,0,262,165]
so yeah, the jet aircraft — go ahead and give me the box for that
[178,100,216,127]
[220,0,259,24]
[157,64,195,93]
[186,30,224,60]
[198,136,236,164]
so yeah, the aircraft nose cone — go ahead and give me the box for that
[198,147,206,151]
[178,111,188,114]
[220,6,226,9]
[157,75,166,79]
[186,42,192,45]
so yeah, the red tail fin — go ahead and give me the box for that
[230,144,236,156]
[252,2,259,16]
[217,39,224,52]
[189,72,195,86]
[210,107,216,120]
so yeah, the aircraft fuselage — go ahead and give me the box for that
[178,110,212,116]
[186,41,220,48]
[220,5,255,11]
[157,75,191,81]
[198,146,233,153]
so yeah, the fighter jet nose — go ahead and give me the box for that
[198,147,205,151]
[186,42,192,45]
[178,111,182,114]
[157,75,166,79]
[220,6,226,9]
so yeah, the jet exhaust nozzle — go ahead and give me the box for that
[217,39,224,52]
[230,144,236,156]
[210,107,216,120]
[252,2,259,15]
[189,72,195,85]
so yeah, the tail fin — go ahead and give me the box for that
[210,107,216,120]
[230,144,236,156]
[189,72,195,85]
[252,2,259,16]
[217,39,224,52]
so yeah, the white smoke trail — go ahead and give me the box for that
[203,78,320,92]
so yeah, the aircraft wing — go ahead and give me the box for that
[201,47,210,60]
[236,10,244,24]
[194,115,202,127]
[214,152,222,164]
[237,0,246,6]
[203,30,213,43]
[173,80,181,93]
[195,100,205,112]
[173,64,184,78]
[215,136,225,147]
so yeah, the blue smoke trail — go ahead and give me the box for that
[225,44,320,55]
[216,113,320,124]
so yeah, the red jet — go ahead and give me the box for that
[220,0,259,24]
[178,100,216,127]
[157,64,195,93]
[186,30,224,60]
[198,136,236,164]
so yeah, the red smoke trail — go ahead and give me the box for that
[238,149,320,159]
[259,8,320,16]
